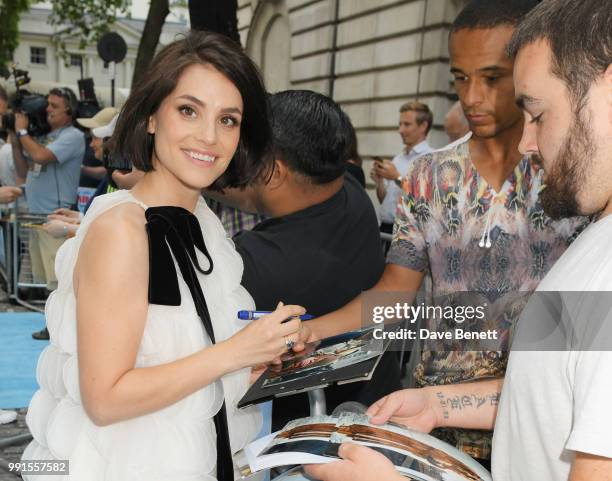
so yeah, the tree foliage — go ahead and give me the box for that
[48,0,130,64]
[0,0,31,73]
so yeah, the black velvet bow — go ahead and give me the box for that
[145,206,234,480]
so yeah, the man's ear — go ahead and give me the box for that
[266,159,288,190]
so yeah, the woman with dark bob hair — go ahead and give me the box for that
[23,31,304,481]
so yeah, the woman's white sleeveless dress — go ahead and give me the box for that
[22,190,262,481]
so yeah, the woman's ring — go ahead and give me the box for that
[285,336,295,350]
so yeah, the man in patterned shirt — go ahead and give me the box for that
[302,0,586,468]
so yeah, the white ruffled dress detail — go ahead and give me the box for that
[22,190,262,481]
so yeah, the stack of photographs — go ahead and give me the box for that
[244,413,492,481]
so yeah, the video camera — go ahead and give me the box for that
[1,67,51,137]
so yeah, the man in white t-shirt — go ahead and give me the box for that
[491,0,612,478]
[305,1,612,480]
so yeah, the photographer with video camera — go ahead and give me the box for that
[9,86,84,338]
[10,87,84,213]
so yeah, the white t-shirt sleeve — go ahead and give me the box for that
[566,350,612,458]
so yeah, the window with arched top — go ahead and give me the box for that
[246,0,291,93]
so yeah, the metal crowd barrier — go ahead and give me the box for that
[0,199,50,313]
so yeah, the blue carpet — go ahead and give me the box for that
[0,311,47,409]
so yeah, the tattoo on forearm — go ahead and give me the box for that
[436,391,450,420]
[436,391,500,416]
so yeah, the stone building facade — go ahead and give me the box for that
[239,0,470,168]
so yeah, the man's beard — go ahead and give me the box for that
[538,111,594,220]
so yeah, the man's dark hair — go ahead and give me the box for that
[267,90,350,185]
[0,85,8,103]
[399,101,433,135]
[111,30,270,191]
[508,0,612,109]
[452,0,541,32]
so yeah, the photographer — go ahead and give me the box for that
[76,107,117,193]
[9,87,84,299]
[84,112,120,196]
[10,87,84,213]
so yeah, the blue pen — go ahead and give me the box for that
[237,310,315,321]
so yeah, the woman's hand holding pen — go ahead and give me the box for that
[227,302,306,369]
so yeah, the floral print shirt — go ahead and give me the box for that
[386,133,587,459]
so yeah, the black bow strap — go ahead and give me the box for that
[145,206,213,309]
[145,206,234,480]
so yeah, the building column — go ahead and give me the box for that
[86,55,93,78]
[124,59,133,88]
[56,54,62,83]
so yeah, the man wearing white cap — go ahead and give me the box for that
[92,113,144,192]
[76,107,118,193]
[89,111,118,148]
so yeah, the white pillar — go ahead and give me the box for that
[86,55,93,77]
[124,59,133,88]
[56,54,62,83]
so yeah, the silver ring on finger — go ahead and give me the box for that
[285,336,295,350]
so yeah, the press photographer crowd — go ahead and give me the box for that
[0,0,611,479]
[0,72,144,302]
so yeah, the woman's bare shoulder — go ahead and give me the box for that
[78,202,150,268]
[86,202,147,241]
